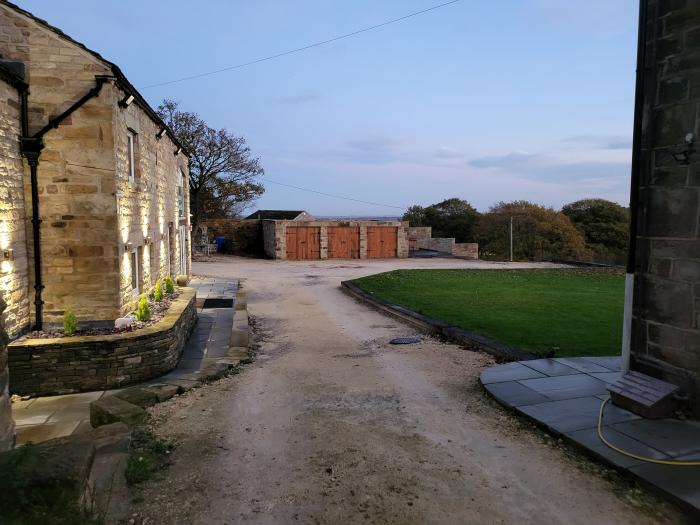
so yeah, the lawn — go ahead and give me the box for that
[351,269,624,358]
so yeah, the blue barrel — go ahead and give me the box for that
[215,236,226,250]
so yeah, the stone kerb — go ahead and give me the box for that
[8,288,198,396]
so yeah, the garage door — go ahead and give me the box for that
[367,227,398,258]
[328,227,360,259]
[286,227,320,260]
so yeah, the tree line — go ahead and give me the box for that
[403,198,629,265]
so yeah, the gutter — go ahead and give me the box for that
[621,0,650,373]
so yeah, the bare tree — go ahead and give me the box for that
[157,99,264,231]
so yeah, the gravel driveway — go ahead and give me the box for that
[126,256,684,524]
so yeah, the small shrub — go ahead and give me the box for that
[135,294,151,322]
[63,308,77,336]
[125,428,173,485]
[164,276,175,294]
[154,279,164,302]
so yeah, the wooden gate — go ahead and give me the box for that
[367,227,398,258]
[327,227,360,259]
[285,227,320,260]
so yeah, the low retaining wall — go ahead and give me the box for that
[341,281,533,362]
[454,243,478,259]
[8,288,197,396]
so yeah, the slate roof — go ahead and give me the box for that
[245,210,309,220]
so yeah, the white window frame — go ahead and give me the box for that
[131,247,139,295]
[177,169,185,218]
[127,130,136,183]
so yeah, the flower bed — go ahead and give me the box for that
[7,288,197,396]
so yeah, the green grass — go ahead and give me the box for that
[352,269,624,358]
[125,428,173,485]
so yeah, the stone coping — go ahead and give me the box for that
[481,357,700,518]
[341,280,534,362]
[9,288,196,348]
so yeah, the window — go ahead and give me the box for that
[130,247,139,294]
[177,169,185,218]
[127,130,136,183]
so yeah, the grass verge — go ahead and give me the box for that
[351,268,624,358]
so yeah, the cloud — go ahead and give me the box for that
[469,151,630,183]
[564,134,632,150]
[275,90,322,105]
[434,146,462,159]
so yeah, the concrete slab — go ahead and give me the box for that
[15,420,81,445]
[611,418,700,458]
[484,381,550,407]
[566,427,670,469]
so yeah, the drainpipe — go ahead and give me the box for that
[621,0,649,373]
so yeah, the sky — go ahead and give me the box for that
[20,0,639,216]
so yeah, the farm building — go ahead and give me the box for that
[263,220,409,260]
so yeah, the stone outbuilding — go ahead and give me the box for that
[263,220,409,260]
[0,2,192,447]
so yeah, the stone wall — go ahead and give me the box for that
[631,0,700,417]
[202,219,263,256]
[418,237,455,253]
[113,85,190,316]
[0,298,13,451]
[8,288,197,396]
[453,243,479,259]
[263,220,409,260]
[0,75,29,338]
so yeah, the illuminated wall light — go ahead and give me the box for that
[174,146,181,156]
[156,128,167,139]
[3,248,13,261]
[119,94,134,108]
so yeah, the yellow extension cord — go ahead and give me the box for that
[597,397,700,467]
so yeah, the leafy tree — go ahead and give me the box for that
[402,198,480,242]
[477,201,587,261]
[562,199,629,264]
[402,205,427,226]
[157,100,264,231]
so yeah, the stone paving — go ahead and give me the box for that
[481,356,700,517]
[11,278,238,446]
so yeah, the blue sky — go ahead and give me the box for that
[21,0,638,216]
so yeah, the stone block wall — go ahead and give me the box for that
[8,288,196,396]
[418,237,455,253]
[454,243,479,259]
[113,86,190,316]
[263,220,409,260]
[0,75,29,338]
[631,0,700,417]
[202,219,263,256]
[29,87,120,324]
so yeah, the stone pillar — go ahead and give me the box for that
[0,298,14,450]
[319,226,328,260]
[630,0,700,418]
[359,226,368,259]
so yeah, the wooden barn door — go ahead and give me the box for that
[286,227,320,260]
[367,227,398,258]
[327,227,360,259]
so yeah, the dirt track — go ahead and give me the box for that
[126,256,685,524]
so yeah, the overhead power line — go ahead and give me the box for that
[141,0,461,89]
[265,179,406,210]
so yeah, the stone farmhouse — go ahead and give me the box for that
[0,2,191,448]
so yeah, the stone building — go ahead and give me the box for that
[629,0,700,418]
[0,2,191,446]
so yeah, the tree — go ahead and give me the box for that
[402,198,480,242]
[562,199,629,264]
[477,201,587,261]
[157,100,264,231]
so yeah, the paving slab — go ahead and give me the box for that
[611,418,700,458]
[482,356,700,518]
[479,361,546,384]
[521,358,581,377]
[518,396,639,433]
[483,380,550,407]
[16,420,82,445]
[518,374,609,401]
